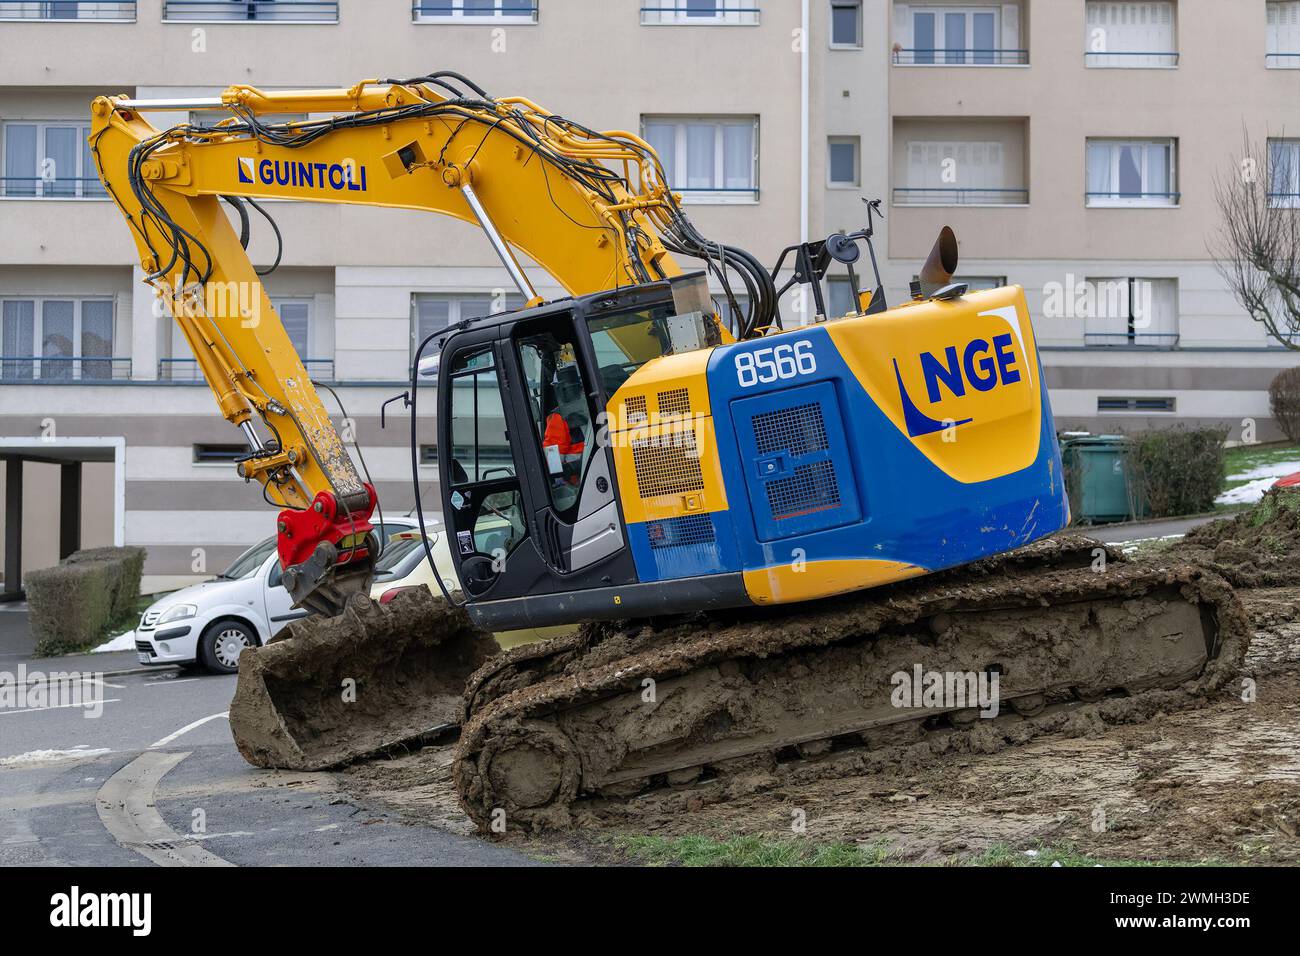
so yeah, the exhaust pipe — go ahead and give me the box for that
[912,226,959,299]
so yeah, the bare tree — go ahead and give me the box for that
[1210,132,1300,348]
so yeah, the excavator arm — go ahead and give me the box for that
[88,73,771,614]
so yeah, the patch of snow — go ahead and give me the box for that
[93,629,135,653]
[1225,459,1300,482]
[0,746,111,768]
[1217,476,1284,507]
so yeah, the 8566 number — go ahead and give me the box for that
[734,339,817,388]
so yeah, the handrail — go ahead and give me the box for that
[0,1,135,19]
[162,1,338,22]
[893,187,1028,205]
[892,48,1029,65]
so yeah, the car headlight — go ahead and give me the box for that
[157,604,197,625]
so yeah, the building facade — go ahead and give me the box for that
[0,0,1296,589]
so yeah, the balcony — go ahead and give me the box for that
[1266,52,1300,68]
[892,187,1028,205]
[158,357,336,382]
[1083,332,1180,350]
[412,1,537,22]
[0,176,107,199]
[0,356,131,382]
[162,1,338,22]
[891,48,1028,66]
[1084,50,1178,68]
[640,4,759,26]
[0,1,134,19]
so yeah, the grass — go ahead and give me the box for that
[612,835,1184,868]
[1222,441,1300,491]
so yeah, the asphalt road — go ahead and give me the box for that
[0,633,540,867]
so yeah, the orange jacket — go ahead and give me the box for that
[543,413,585,455]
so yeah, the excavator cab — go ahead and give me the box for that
[436,281,684,612]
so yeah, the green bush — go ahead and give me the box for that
[26,546,146,656]
[1268,367,1300,443]
[1124,428,1227,519]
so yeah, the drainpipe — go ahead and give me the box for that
[800,0,810,243]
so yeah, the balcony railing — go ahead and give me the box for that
[1083,332,1180,350]
[162,1,338,22]
[1269,191,1300,207]
[640,5,760,25]
[412,1,537,20]
[0,1,135,19]
[0,176,107,199]
[1266,52,1300,68]
[1085,190,1180,206]
[893,187,1028,206]
[892,48,1029,65]
[1084,51,1179,68]
[0,356,131,382]
[158,357,335,382]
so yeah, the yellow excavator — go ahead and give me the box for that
[89,74,1243,831]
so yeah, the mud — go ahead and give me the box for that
[230,587,498,771]
[1180,490,1300,587]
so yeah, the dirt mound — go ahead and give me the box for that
[230,587,498,771]
[1179,490,1300,587]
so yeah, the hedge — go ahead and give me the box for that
[26,546,146,657]
[1124,427,1228,520]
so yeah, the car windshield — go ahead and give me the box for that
[220,538,277,580]
[373,537,426,581]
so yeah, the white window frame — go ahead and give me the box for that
[0,296,116,380]
[954,275,1007,291]
[1267,1,1300,68]
[412,0,538,23]
[640,0,760,26]
[270,297,314,359]
[830,0,862,48]
[827,136,861,188]
[0,2,137,21]
[1081,276,1179,349]
[411,293,523,363]
[1085,138,1178,208]
[1,120,106,200]
[902,4,1003,65]
[1084,1,1178,69]
[641,115,759,205]
[1269,138,1300,208]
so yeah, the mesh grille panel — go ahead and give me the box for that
[751,402,829,457]
[766,460,841,520]
[646,513,716,550]
[632,429,704,498]
[657,387,691,418]
[623,394,648,425]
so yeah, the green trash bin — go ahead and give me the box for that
[1060,435,1149,524]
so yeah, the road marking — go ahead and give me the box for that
[0,747,111,768]
[95,751,235,867]
[0,699,120,716]
[144,678,200,687]
[149,712,229,749]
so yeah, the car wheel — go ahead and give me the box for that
[198,621,257,674]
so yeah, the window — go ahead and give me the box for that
[640,0,759,26]
[1086,139,1177,206]
[827,277,860,318]
[642,116,758,203]
[1,121,104,198]
[830,0,861,47]
[1268,2,1300,67]
[1,297,114,381]
[1085,2,1177,68]
[1098,396,1175,413]
[1082,277,1178,348]
[413,0,538,22]
[162,1,339,22]
[412,293,523,363]
[900,5,1015,65]
[272,299,311,356]
[0,2,136,20]
[1269,138,1300,207]
[954,276,1007,291]
[898,139,1026,205]
[194,444,249,465]
[585,303,675,396]
[828,137,860,187]
[447,346,512,485]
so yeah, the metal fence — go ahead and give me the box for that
[162,1,337,21]
[893,187,1029,205]
[0,356,131,381]
[158,357,336,382]
[892,48,1028,65]
[0,1,135,20]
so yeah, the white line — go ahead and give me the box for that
[0,699,121,716]
[149,712,229,749]
[144,678,200,687]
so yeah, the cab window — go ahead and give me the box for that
[516,323,596,517]
[585,304,674,396]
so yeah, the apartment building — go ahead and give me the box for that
[0,0,1297,591]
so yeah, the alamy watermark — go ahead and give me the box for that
[890,665,1001,718]
[0,666,106,719]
